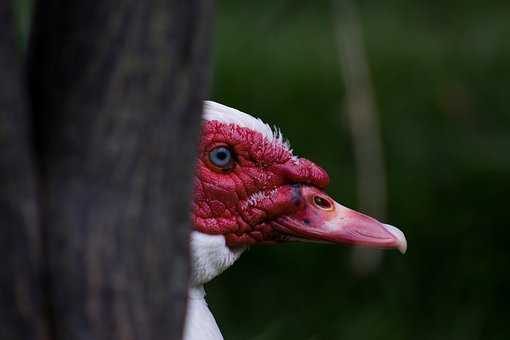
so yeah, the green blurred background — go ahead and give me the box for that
[15,0,510,339]
[209,1,509,339]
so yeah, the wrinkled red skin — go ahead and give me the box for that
[192,121,329,247]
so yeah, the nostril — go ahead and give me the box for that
[313,195,333,211]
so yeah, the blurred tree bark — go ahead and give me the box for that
[0,2,49,339]
[0,0,212,339]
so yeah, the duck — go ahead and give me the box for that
[183,101,407,340]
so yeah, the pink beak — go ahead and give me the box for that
[273,186,407,254]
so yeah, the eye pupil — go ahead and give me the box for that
[209,146,234,170]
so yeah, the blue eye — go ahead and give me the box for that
[209,146,234,170]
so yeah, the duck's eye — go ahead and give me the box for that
[209,146,234,170]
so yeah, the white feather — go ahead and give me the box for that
[183,286,224,340]
[245,188,278,207]
[189,231,246,286]
[184,232,247,340]
[203,101,291,150]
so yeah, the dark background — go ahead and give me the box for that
[15,0,510,339]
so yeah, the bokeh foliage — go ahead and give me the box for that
[209,1,510,339]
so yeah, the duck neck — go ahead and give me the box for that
[183,285,224,340]
[188,231,247,286]
[183,232,247,340]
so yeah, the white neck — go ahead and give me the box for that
[183,285,223,340]
[183,232,247,340]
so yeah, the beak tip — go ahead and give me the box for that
[383,224,407,255]
[398,243,407,255]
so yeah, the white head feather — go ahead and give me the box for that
[203,101,290,150]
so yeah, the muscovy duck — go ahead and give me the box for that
[183,101,407,340]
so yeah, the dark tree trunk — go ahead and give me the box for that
[0,2,49,340]
[26,0,213,339]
